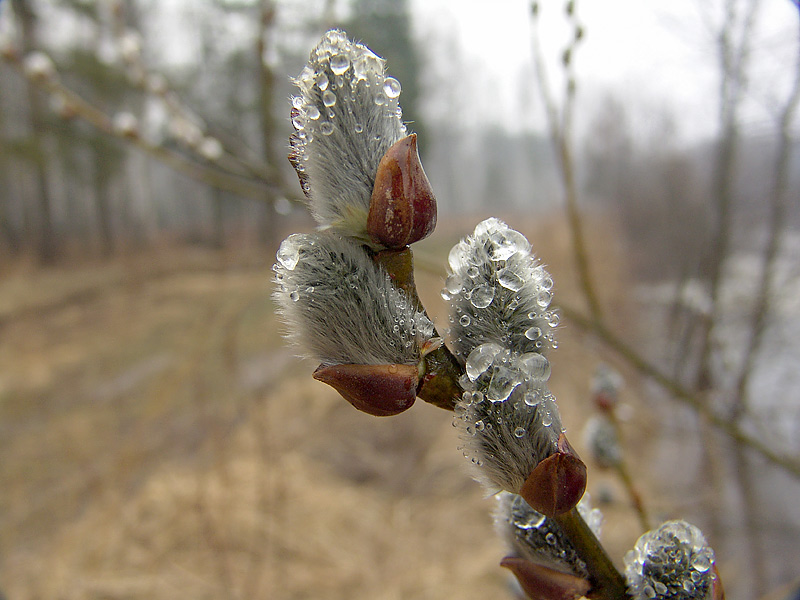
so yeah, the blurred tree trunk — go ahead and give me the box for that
[11,0,58,264]
[92,145,115,256]
[692,2,764,595]
[257,0,280,248]
[695,0,760,391]
[0,96,23,256]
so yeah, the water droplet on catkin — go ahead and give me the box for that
[330,53,350,75]
[471,285,495,308]
[383,77,401,98]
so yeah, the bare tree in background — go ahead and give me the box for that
[10,0,58,263]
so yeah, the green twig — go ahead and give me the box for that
[554,508,630,599]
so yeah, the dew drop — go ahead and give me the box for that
[383,76,401,98]
[306,105,321,120]
[448,241,468,271]
[320,122,335,135]
[523,390,541,406]
[315,72,329,90]
[487,366,519,402]
[475,419,486,432]
[519,352,551,380]
[322,90,336,107]
[330,53,350,74]
[691,553,711,572]
[373,94,386,106]
[514,427,526,438]
[471,285,495,308]
[465,342,502,381]
[276,235,302,270]
[467,266,480,278]
[354,123,363,133]
[497,267,525,291]
[445,274,463,295]
[289,290,300,302]
[488,228,531,261]
[537,290,552,308]
[459,314,471,327]
[545,532,557,545]
[519,512,546,529]
[525,326,542,340]
[541,411,553,427]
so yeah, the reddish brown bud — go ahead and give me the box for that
[312,363,419,416]
[519,434,587,518]
[368,133,437,248]
[500,557,590,600]
[711,564,725,600]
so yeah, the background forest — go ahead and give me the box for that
[1,1,799,599]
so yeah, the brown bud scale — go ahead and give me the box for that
[313,363,419,416]
[368,134,436,248]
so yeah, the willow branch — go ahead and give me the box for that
[554,508,631,599]
[530,0,603,323]
[2,50,298,204]
[560,303,800,480]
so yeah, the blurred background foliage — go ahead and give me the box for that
[1,1,800,599]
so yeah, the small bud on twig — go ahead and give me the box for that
[23,51,57,82]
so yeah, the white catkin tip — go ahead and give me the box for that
[444,218,558,361]
[290,29,408,238]
[273,230,431,367]
[624,520,716,600]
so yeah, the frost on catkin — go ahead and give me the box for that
[273,231,433,367]
[624,520,716,600]
[447,219,567,494]
[494,492,603,578]
[289,29,408,240]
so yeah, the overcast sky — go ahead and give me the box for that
[412,0,799,143]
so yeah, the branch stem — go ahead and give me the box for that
[554,508,630,599]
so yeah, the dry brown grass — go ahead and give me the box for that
[0,214,652,600]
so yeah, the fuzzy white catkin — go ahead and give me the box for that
[454,355,563,495]
[273,231,433,367]
[624,520,716,600]
[582,414,622,468]
[494,492,603,578]
[290,30,407,240]
[448,219,565,495]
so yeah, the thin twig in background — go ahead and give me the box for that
[1,47,298,204]
[559,303,800,480]
[530,0,603,323]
